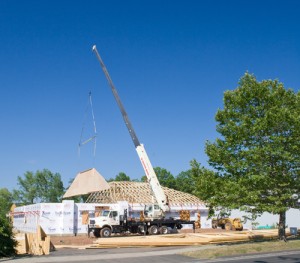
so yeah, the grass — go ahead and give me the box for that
[181,239,300,260]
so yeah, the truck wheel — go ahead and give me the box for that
[138,225,146,235]
[148,225,159,235]
[225,222,232,231]
[159,226,168,234]
[212,223,218,229]
[100,227,112,238]
[93,229,100,238]
[176,224,183,230]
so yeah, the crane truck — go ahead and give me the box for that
[88,45,195,237]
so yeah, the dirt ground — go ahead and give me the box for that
[50,228,230,246]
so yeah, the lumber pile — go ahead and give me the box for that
[15,226,54,255]
[90,230,280,248]
[179,210,190,221]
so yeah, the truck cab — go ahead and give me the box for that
[89,210,121,237]
[93,210,120,226]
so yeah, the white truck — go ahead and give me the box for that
[88,46,195,237]
[88,202,194,238]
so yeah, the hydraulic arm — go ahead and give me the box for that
[92,45,169,212]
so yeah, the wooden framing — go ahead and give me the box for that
[86,181,204,206]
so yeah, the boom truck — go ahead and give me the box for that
[88,45,195,237]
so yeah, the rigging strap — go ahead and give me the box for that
[78,91,97,158]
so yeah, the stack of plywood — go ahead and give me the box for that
[15,226,53,255]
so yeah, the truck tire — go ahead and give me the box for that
[100,227,112,238]
[176,223,183,230]
[225,222,232,231]
[212,223,218,229]
[159,226,168,234]
[148,225,159,235]
[93,229,100,238]
[138,225,146,235]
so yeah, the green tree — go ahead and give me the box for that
[13,169,65,205]
[0,214,17,257]
[35,169,64,203]
[140,175,147,182]
[154,167,177,189]
[108,172,131,182]
[13,171,37,204]
[175,170,196,194]
[190,160,224,217]
[205,73,300,239]
[0,188,13,217]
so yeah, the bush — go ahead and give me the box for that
[0,214,17,257]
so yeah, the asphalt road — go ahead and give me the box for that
[3,247,300,263]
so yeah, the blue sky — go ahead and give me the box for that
[1,0,299,191]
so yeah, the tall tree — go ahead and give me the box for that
[0,188,13,217]
[108,172,131,182]
[35,169,64,203]
[13,171,37,204]
[154,167,177,189]
[13,169,64,205]
[0,214,17,257]
[206,73,300,239]
[175,170,196,194]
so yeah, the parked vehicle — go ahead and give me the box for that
[212,216,243,231]
[88,205,195,238]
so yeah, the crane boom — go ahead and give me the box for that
[92,45,169,212]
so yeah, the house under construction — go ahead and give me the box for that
[86,181,203,206]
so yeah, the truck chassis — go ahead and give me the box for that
[88,218,195,238]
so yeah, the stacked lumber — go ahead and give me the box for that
[194,212,201,229]
[90,230,280,248]
[15,226,53,255]
[179,210,190,221]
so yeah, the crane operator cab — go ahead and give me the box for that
[144,204,164,220]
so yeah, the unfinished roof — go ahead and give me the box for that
[85,181,204,206]
[63,168,110,198]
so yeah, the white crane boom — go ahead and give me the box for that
[92,45,169,212]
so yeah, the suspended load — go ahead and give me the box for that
[63,168,109,198]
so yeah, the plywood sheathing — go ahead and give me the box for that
[85,181,204,206]
[63,168,110,198]
[15,226,54,255]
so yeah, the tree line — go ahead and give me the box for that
[0,166,200,208]
[1,73,300,254]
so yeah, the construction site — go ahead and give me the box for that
[10,46,300,256]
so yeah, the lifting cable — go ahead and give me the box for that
[78,91,97,158]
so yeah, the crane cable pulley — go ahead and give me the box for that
[78,91,97,158]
